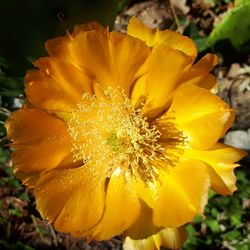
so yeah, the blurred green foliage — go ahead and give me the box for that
[184,170,250,250]
[0,76,23,97]
[183,22,208,52]
[0,0,120,76]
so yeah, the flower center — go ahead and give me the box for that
[68,87,184,181]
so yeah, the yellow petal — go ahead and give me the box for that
[25,58,93,112]
[134,177,158,209]
[184,143,247,194]
[89,168,140,240]
[46,22,104,59]
[125,201,159,240]
[124,201,187,250]
[130,74,147,109]
[46,28,149,94]
[35,163,107,237]
[14,169,40,188]
[46,167,140,241]
[124,227,187,250]
[179,53,218,89]
[195,73,217,91]
[153,159,210,228]
[128,17,197,58]
[45,34,72,61]
[5,108,74,172]
[166,83,234,149]
[73,22,105,35]
[132,44,192,117]
[159,227,188,250]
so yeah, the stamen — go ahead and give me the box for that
[67,87,185,181]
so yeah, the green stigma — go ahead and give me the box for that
[106,133,122,152]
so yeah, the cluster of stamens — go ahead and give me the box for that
[68,87,185,181]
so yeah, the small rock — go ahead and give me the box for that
[227,63,241,79]
[172,0,190,15]
[224,129,250,150]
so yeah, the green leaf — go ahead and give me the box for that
[19,192,30,202]
[207,2,250,60]
[225,197,242,214]
[9,208,23,218]
[208,189,216,199]
[0,148,8,164]
[230,213,242,226]
[218,196,230,207]
[194,214,203,223]
[3,166,13,176]
[240,245,250,250]
[186,224,196,237]
[237,171,248,183]
[9,177,21,188]
[8,203,23,218]
[211,208,219,217]
[205,219,220,232]
[183,23,208,52]
[235,0,250,6]
[223,230,241,241]
[194,37,208,52]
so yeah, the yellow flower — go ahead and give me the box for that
[6,18,246,249]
